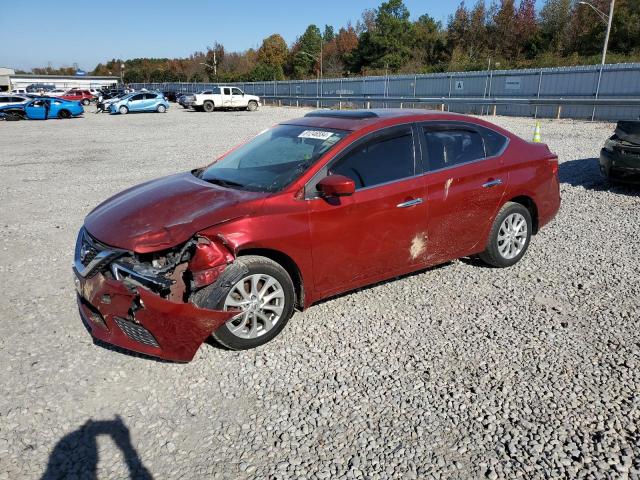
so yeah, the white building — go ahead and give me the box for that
[0,68,120,92]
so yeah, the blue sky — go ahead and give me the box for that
[0,0,540,71]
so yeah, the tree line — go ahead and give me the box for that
[24,0,640,83]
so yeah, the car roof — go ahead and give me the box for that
[281,109,474,131]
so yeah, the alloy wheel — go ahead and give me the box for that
[497,212,528,259]
[223,274,285,339]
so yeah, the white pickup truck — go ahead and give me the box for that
[192,86,261,112]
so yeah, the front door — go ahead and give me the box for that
[127,93,145,111]
[231,88,245,108]
[25,99,47,119]
[419,122,509,263]
[307,125,428,298]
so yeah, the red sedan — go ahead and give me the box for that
[59,89,94,105]
[74,110,560,361]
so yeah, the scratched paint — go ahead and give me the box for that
[410,233,428,260]
[444,178,453,200]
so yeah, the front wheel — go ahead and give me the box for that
[81,98,90,106]
[191,256,295,350]
[157,104,166,113]
[119,105,129,115]
[247,101,258,111]
[479,202,532,268]
[58,109,71,119]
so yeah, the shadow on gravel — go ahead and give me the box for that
[41,415,153,480]
[559,158,640,196]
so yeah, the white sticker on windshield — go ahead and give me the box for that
[298,130,335,140]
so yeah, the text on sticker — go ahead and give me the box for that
[298,130,335,140]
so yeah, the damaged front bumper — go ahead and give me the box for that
[73,229,235,362]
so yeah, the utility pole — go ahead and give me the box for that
[602,0,615,65]
[579,0,615,65]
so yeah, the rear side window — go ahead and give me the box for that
[422,127,485,171]
[478,126,508,157]
[144,93,158,99]
[330,127,415,189]
[223,88,231,95]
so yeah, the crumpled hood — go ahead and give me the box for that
[84,172,267,253]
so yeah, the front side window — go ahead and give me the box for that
[232,88,243,95]
[422,127,485,171]
[329,127,415,189]
[130,94,144,101]
[198,125,348,192]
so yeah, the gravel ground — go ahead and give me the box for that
[0,105,639,479]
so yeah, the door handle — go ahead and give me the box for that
[482,178,503,188]
[396,198,423,208]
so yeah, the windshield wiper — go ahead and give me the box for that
[204,177,246,189]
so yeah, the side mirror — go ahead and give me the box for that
[316,175,355,197]
[242,92,245,96]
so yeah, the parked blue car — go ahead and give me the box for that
[110,92,169,114]
[0,97,84,120]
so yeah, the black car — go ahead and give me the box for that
[600,121,640,183]
[162,91,183,102]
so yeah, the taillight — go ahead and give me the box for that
[550,157,559,176]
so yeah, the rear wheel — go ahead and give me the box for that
[247,100,258,111]
[203,101,215,112]
[81,98,90,106]
[157,104,166,113]
[58,109,71,119]
[479,202,532,268]
[191,255,295,350]
[119,105,129,115]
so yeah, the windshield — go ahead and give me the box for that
[197,124,348,192]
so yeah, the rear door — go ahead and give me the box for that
[418,121,510,263]
[306,124,428,298]
[143,93,158,110]
[221,87,232,107]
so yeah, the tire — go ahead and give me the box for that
[157,104,166,113]
[81,98,90,106]
[479,202,532,268]
[58,109,71,119]
[191,255,295,350]
[119,105,129,115]
[203,101,215,112]
[247,101,258,111]
[182,104,189,109]
[4,110,24,121]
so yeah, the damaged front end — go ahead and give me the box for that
[73,227,236,362]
